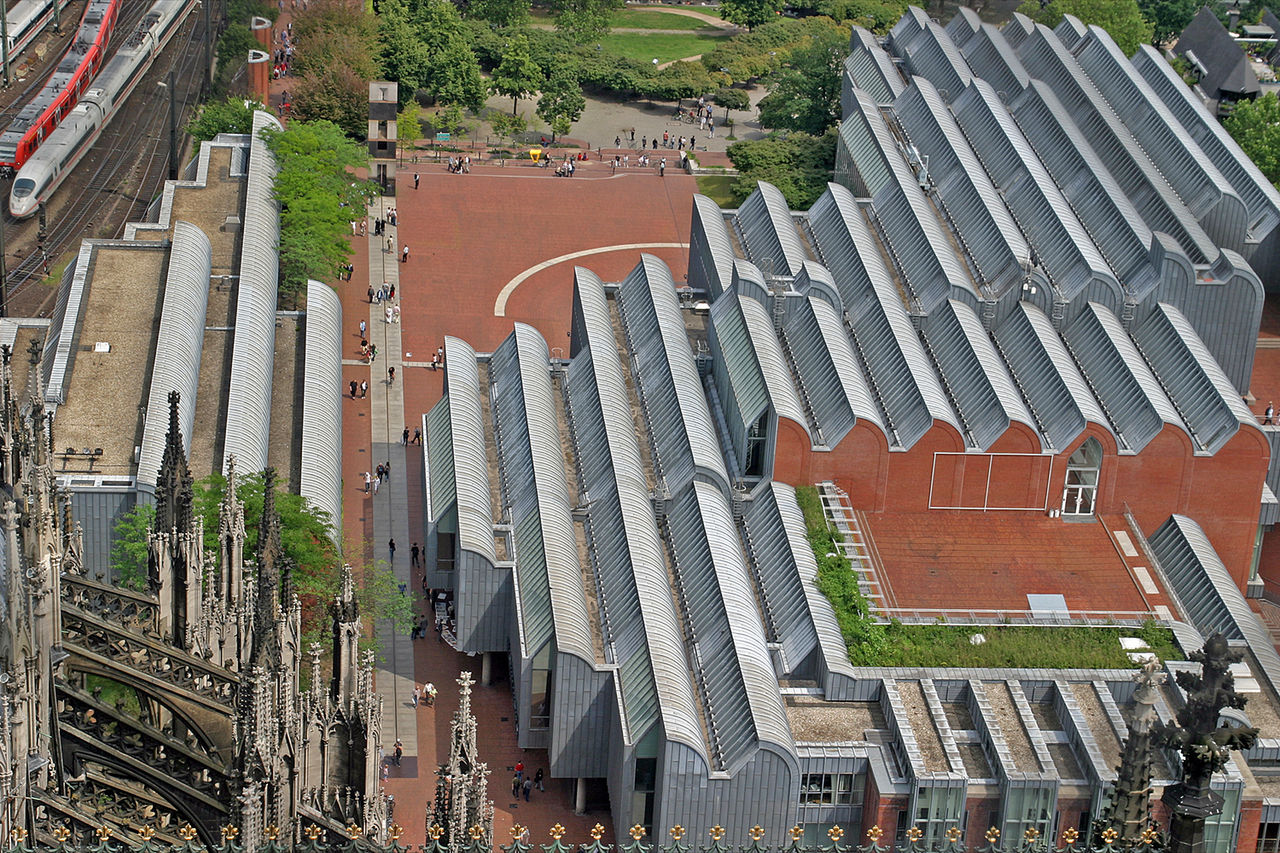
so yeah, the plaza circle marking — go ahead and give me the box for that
[494,243,691,316]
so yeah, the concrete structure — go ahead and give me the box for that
[423,8,1280,852]
[36,109,342,578]
[369,81,397,193]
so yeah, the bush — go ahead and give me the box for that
[728,128,837,208]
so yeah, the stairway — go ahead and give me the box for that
[817,482,892,611]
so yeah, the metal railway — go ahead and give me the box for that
[0,0,206,310]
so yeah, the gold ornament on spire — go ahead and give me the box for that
[668,827,685,842]
[708,827,724,842]
[629,826,646,841]
[749,827,766,842]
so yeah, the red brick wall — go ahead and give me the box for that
[1238,795,1263,853]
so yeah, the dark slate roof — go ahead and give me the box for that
[1175,6,1259,99]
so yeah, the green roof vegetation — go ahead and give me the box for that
[795,486,1181,669]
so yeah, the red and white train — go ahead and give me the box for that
[0,0,120,174]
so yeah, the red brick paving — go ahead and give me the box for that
[335,166,698,845]
[864,511,1154,615]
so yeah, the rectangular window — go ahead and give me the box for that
[436,532,456,572]
[1258,821,1280,853]
[800,773,856,806]
[529,642,553,729]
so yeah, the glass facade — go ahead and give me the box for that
[801,774,858,806]
[1000,784,1057,843]
[1203,785,1241,853]
[910,783,966,847]
[529,641,553,729]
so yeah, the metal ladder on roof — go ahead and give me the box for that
[817,481,887,612]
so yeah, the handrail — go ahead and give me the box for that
[874,607,1160,627]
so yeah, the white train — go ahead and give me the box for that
[4,0,74,61]
[9,0,197,218]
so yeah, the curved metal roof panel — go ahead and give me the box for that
[737,181,808,277]
[222,110,282,474]
[137,220,210,488]
[950,13,1030,97]
[783,297,855,447]
[44,243,95,405]
[761,483,859,680]
[1010,81,1162,287]
[567,270,707,756]
[490,323,594,662]
[1133,44,1280,241]
[618,255,729,492]
[993,302,1102,451]
[443,336,496,562]
[794,261,842,311]
[810,296,884,435]
[1010,25,1218,264]
[807,182,896,322]
[298,280,343,531]
[741,483,819,673]
[888,5,932,52]
[1074,26,1241,226]
[838,91,896,198]
[739,293,807,429]
[691,194,737,299]
[895,77,1028,296]
[925,299,1039,451]
[846,27,905,105]
[949,79,1121,304]
[1150,514,1280,700]
[667,482,795,771]
[1064,303,1187,453]
[731,259,771,308]
[894,19,972,103]
[1133,303,1250,455]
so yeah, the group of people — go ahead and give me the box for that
[447,156,471,174]
[411,681,438,707]
[510,762,545,802]
[271,23,295,80]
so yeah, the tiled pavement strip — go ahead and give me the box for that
[366,197,419,770]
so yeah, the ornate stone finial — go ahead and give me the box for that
[155,390,194,535]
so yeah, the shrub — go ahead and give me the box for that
[713,86,750,110]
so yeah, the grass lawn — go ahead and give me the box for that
[609,8,726,29]
[696,174,737,206]
[596,30,729,63]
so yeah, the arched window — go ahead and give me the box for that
[1062,438,1102,517]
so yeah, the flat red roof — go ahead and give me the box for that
[863,511,1156,615]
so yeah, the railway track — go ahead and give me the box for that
[0,0,210,315]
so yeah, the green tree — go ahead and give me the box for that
[110,504,155,593]
[490,109,528,147]
[1138,0,1196,45]
[465,0,531,27]
[756,25,847,134]
[490,33,545,114]
[398,103,424,149]
[187,96,267,143]
[261,119,379,292]
[535,65,586,141]
[1015,0,1154,56]
[291,0,378,79]
[550,0,623,43]
[291,66,371,137]
[1225,92,1280,185]
[728,128,837,208]
[431,40,488,110]
[720,0,783,30]
[378,0,433,104]
[213,23,261,95]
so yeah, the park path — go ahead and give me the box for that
[657,53,704,69]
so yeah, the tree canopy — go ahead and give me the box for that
[261,119,378,293]
[550,0,624,43]
[536,65,587,140]
[719,0,783,30]
[727,129,837,209]
[1225,91,1280,186]
[1138,0,1196,45]
[289,0,379,134]
[464,0,531,27]
[1015,0,1154,56]
[756,24,848,134]
[377,0,487,110]
[187,96,267,143]
[490,33,545,114]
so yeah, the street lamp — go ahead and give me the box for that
[157,72,178,181]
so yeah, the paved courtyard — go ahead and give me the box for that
[338,163,700,845]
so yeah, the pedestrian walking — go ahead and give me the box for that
[387,236,394,253]
[372,476,380,495]
[413,427,422,444]
[388,366,396,383]
[350,380,358,399]
[534,768,544,791]
[411,542,421,567]
[360,380,368,398]
[425,681,436,705]
[368,285,375,303]
[660,158,666,177]
[1267,402,1275,425]
[389,538,396,562]
[393,305,401,324]
[381,760,390,782]
[370,344,378,363]
[402,428,409,445]
[522,778,532,801]
[384,460,392,481]
[385,304,394,324]
[393,739,403,766]
[414,172,420,189]
[515,761,524,780]
[412,685,421,707]
[359,319,366,338]
[363,471,371,494]
[402,245,409,263]
[512,775,521,797]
